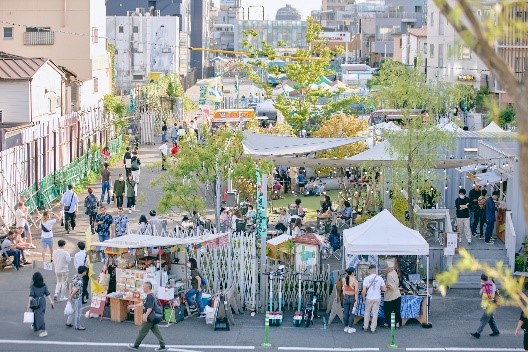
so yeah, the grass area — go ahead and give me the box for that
[269,189,341,221]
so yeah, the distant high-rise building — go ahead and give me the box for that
[275,4,302,21]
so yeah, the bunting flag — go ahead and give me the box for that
[85,227,105,295]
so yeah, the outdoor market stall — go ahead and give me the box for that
[90,233,227,325]
[343,210,431,327]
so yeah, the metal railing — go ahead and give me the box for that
[23,31,54,45]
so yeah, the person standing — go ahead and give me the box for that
[455,188,471,245]
[1,230,21,270]
[65,265,88,331]
[95,206,113,262]
[471,274,500,338]
[170,123,179,144]
[185,258,206,318]
[61,185,78,234]
[84,188,99,234]
[113,174,126,209]
[383,263,402,328]
[158,141,168,171]
[73,241,89,304]
[28,272,54,338]
[113,207,129,238]
[477,189,488,240]
[342,267,359,334]
[148,210,163,236]
[126,174,137,214]
[123,147,132,176]
[15,201,35,249]
[131,151,141,184]
[15,196,36,249]
[469,184,482,237]
[514,310,528,351]
[161,121,168,143]
[484,191,501,244]
[128,282,167,351]
[170,142,179,166]
[40,211,59,263]
[100,163,112,204]
[362,264,386,333]
[52,240,71,302]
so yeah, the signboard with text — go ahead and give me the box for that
[444,232,458,256]
[320,32,351,43]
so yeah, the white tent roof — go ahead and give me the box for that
[480,121,505,133]
[91,233,226,249]
[437,121,462,132]
[243,132,365,156]
[473,171,504,186]
[343,210,429,255]
[346,141,396,162]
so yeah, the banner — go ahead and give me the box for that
[206,76,223,103]
[255,168,267,240]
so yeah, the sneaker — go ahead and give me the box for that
[479,236,484,240]
[344,327,349,332]
[59,297,68,302]
[348,327,356,333]
[485,241,495,244]
[468,240,472,244]
[29,244,37,249]
[198,313,206,318]
[38,330,48,337]
[490,331,500,337]
[470,332,480,339]
[53,295,58,302]
[154,348,168,352]
[128,209,132,214]
[127,344,139,350]
[472,233,478,237]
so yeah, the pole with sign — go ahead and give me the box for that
[256,167,268,313]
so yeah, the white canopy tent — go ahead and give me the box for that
[91,233,227,249]
[343,210,431,326]
[480,121,505,133]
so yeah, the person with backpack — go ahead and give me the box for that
[131,151,141,184]
[28,272,54,338]
[471,274,500,339]
[126,174,137,214]
[123,147,132,176]
[362,264,386,333]
[113,175,126,209]
[185,258,206,318]
[128,281,167,351]
[84,188,99,234]
[61,185,78,234]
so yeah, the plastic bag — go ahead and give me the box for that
[64,301,74,315]
[23,311,34,324]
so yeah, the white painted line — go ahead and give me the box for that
[278,348,379,352]
[406,348,524,351]
[0,340,255,350]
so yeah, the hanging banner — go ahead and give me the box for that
[256,167,267,240]
[206,76,223,103]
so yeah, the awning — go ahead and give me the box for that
[473,171,505,186]
[456,163,488,173]
[91,233,227,249]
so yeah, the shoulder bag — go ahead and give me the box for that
[64,192,75,212]
[147,296,163,324]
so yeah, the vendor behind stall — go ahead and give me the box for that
[383,263,402,328]
[185,258,206,318]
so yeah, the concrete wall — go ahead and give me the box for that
[30,63,64,122]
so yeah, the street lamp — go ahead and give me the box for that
[247,5,265,20]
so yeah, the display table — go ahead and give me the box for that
[109,297,143,326]
[353,295,427,326]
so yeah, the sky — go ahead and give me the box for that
[215,0,321,20]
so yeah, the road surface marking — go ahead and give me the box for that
[278,348,379,351]
[0,340,255,350]
[406,348,524,351]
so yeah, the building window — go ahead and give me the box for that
[439,16,444,35]
[118,26,124,33]
[458,45,471,59]
[93,77,99,93]
[0,110,3,123]
[133,26,139,33]
[429,44,434,59]
[132,74,144,81]
[430,12,434,27]
[92,27,98,43]
[3,27,13,39]
[438,44,444,69]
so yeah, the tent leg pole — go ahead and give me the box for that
[426,255,430,325]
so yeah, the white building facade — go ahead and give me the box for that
[107,14,180,92]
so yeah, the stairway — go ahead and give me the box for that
[450,241,509,289]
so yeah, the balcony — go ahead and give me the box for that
[24,31,54,45]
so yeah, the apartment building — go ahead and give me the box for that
[0,0,111,110]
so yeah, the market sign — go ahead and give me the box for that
[320,32,351,43]
[457,74,476,82]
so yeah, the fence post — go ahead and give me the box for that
[262,311,271,347]
[388,311,397,349]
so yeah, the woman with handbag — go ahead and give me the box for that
[28,272,54,337]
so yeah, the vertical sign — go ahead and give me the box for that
[444,232,458,256]
[256,167,268,312]
[198,85,207,107]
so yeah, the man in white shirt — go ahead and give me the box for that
[15,201,35,249]
[52,240,71,301]
[61,184,79,234]
[73,241,89,304]
[158,141,168,171]
[362,264,386,333]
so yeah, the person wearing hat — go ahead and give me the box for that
[383,263,402,328]
[342,267,359,333]
[362,264,386,333]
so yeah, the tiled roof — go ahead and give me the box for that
[408,27,427,37]
[0,52,48,80]
[293,233,325,246]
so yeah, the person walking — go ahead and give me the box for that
[28,272,54,338]
[100,163,112,204]
[468,184,482,237]
[113,174,126,209]
[342,267,359,334]
[73,241,89,304]
[123,147,132,176]
[131,151,141,184]
[128,282,167,351]
[61,185,78,234]
[113,207,129,238]
[185,258,206,318]
[362,264,386,333]
[383,263,402,328]
[471,274,500,338]
[455,188,471,245]
[95,206,113,262]
[65,265,88,331]
[514,310,528,351]
[477,189,488,240]
[52,240,71,302]
[484,190,501,244]
[84,188,99,234]
[126,174,137,214]
[40,210,59,263]
[158,141,168,171]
